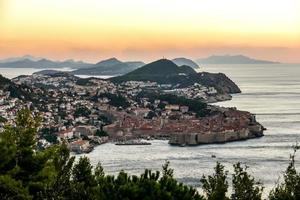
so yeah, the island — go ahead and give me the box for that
[197,54,280,64]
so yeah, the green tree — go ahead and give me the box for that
[0,109,55,198]
[0,175,31,200]
[42,143,75,199]
[96,129,108,137]
[0,115,7,123]
[0,126,17,174]
[74,106,91,118]
[200,162,229,200]
[71,157,98,200]
[10,109,300,200]
[269,146,300,200]
[162,160,174,178]
[231,163,263,200]
[145,111,157,119]
[40,127,58,144]
[98,93,130,109]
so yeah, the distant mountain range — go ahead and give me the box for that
[0,54,280,78]
[0,56,146,75]
[196,55,279,64]
[72,58,145,76]
[0,57,93,69]
[0,55,43,63]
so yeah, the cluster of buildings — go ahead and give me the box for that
[164,83,218,101]
[104,105,264,145]
[0,73,264,152]
[117,81,226,103]
[11,74,118,152]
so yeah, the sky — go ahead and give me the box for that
[0,0,299,63]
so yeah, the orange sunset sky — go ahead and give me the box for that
[0,0,299,63]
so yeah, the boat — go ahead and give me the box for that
[115,140,151,145]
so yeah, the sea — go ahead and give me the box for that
[1,64,300,194]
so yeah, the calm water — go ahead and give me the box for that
[0,68,73,79]
[0,68,113,79]
[1,64,300,194]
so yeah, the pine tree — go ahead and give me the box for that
[269,145,300,200]
[231,163,263,200]
[200,162,229,200]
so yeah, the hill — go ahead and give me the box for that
[33,70,64,76]
[72,58,145,76]
[0,58,93,69]
[0,74,39,101]
[172,57,199,69]
[95,57,123,67]
[111,59,196,83]
[111,59,240,94]
[196,55,279,64]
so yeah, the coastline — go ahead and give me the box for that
[0,65,263,152]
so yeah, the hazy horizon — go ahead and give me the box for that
[0,0,299,63]
[0,54,296,64]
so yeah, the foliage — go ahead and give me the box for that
[0,116,7,123]
[0,75,38,102]
[201,162,263,200]
[0,109,204,200]
[145,111,157,119]
[0,109,52,198]
[98,93,130,109]
[95,129,108,137]
[0,175,31,200]
[74,106,91,118]
[98,114,113,125]
[76,78,93,86]
[1,109,300,200]
[57,110,67,119]
[231,163,263,200]
[137,92,208,118]
[201,162,229,200]
[40,127,58,144]
[269,145,300,200]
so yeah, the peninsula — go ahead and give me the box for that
[0,58,264,153]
